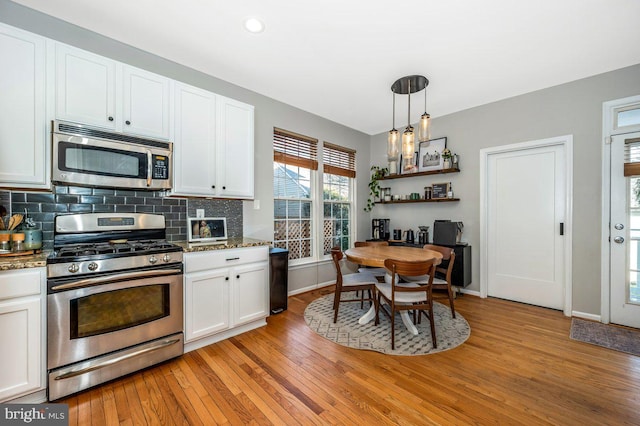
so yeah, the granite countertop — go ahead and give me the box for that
[176,237,272,253]
[0,251,49,271]
[0,238,272,270]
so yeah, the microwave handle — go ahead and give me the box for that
[146,150,152,187]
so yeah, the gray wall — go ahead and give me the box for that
[370,63,640,315]
[0,0,371,293]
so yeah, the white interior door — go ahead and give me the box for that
[485,141,567,310]
[610,131,640,328]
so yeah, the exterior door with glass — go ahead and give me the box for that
[610,131,640,328]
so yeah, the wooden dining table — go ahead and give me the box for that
[344,245,443,335]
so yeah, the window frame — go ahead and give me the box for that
[272,129,357,265]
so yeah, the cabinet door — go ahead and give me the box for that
[122,65,170,139]
[0,297,41,401]
[184,268,229,342]
[0,24,48,188]
[173,83,217,196]
[55,43,117,129]
[232,262,268,326]
[216,96,255,199]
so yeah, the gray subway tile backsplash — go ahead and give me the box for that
[7,185,242,249]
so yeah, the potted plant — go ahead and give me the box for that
[365,166,388,212]
[442,148,453,169]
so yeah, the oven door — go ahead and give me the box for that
[52,133,172,190]
[47,269,183,370]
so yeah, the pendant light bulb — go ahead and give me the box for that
[418,87,431,142]
[387,92,399,174]
[403,80,415,161]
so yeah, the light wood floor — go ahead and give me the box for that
[60,287,640,425]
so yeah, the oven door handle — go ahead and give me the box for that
[53,337,181,381]
[146,150,153,187]
[50,268,182,291]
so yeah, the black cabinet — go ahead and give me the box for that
[388,242,471,288]
[269,248,288,314]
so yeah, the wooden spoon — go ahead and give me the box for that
[8,214,23,230]
[0,216,4,230]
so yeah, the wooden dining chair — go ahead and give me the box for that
[399,245,456,318]
[330,247,378,323]
[375,258,437,349]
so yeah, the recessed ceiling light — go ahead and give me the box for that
[243,17,265,33]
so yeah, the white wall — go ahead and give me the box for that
[369,64,640,315]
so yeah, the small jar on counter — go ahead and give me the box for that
[11,233,25,252]
[0,232,10,251]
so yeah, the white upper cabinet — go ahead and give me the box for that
[122,65,171,139]
[55,43,117,130]
[55,43,170,140]
[173,84,255,199]
[173,82,217,196]
[216,96,255,199]
[0,23,48,189]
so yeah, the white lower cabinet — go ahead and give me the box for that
[184,246,269,352]
[0,268,45,402]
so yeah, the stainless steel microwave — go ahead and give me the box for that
[52,120,172,190]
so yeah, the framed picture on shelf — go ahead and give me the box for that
[418,137,447,172]
[400,152,418,175]
[431,182,450,199]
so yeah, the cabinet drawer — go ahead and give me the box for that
[185,246,268,273]
[0,269,43,300]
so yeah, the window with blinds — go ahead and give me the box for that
[322,142,355,254]
[624,137,640,176]
[273,128,318,170]
[323,142,356,178]
[273,128,318,261]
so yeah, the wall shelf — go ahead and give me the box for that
[379,167,460,180]
[378,198,460,205]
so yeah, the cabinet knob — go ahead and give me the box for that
[125,120,131,125]
[223,186,226,190]
[108,116,114,121]
[225,277,229,281]
[236,274,240,279]
[211,185,215,189]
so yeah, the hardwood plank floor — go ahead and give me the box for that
[59,287,640,425]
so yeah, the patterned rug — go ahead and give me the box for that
[304,292,470,356]
[570,318,640,356]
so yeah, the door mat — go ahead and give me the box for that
[304,292,470,356]
[570,318,640,356]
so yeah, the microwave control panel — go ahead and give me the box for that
[152,155,170,180]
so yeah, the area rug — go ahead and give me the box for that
[304,292,470,356]
[570,318,640,356]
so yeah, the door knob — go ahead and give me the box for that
[615,223,624,230]
[614,236,625,244]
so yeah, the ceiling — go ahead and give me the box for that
[12,0,640,135]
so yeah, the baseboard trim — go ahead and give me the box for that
[184,319,267,353]
[571,311,601,322]
[288,281,334,296]
[459,288,481,297]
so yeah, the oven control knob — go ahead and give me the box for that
[68,263,79,273]
[149,255,158,264]
[162,254,172,263]
[88,262,98,271]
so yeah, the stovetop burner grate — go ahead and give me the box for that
[53,239,179,259]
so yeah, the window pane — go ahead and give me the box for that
[618,108,640,128]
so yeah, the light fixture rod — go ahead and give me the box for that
[407,80,411,127]
[392,92,396,129]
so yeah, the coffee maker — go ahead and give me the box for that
[372,218,390,240]
[418,226,429,244]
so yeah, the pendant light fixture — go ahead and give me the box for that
[390,75,428,173]
[387,92,399,174]
[418,86,431,142]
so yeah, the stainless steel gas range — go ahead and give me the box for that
[46,213,184,401]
